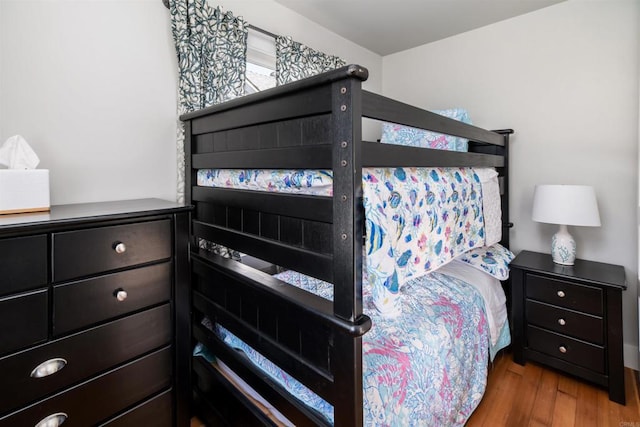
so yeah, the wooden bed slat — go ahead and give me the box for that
[191,253,371,338]
[192,294,336,402]
[194,114,332,154]
[193,221,334,283]
[192,145,332,170]
[192,187,333,224]
[362,142,505,168]
[362,90,504,146]
[190,85,333,135]
[193,351,331,427]
[192,354,327,427]
[191,362,279,426]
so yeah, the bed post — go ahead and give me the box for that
[493,129,513,249]
[331,67,366,426]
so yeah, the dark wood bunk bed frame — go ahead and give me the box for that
[180,64,513,426]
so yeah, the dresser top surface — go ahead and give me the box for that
[510,250,626,290]
[0,198,191,232]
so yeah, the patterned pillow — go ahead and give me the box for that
[380,108,471,152]
[456,244,515,280]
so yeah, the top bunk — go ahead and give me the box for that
[180,64,511,172]
[180,64,513,324]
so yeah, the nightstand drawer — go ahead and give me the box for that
[53,262,172,336]
[526,273,603,315]
[0,304,171,416]
[0,289,48,357]
[0,346,171,427]
[0,235,47,297]
[526,300,603,344]
[527,325,604,373]
[53,219,172,282]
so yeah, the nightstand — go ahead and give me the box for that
[510,250,627,404]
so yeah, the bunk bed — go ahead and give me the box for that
[180,64,514,426]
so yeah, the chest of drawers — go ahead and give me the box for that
[510,250,626,404]
[0,199,190,426]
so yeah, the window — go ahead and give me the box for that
[245,28,276,94]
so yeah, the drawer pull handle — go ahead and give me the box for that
[35,412,68,427]
[113,242,127,254]
[30,358,67,378]
[557,290,566,298]
[558,318,566,326]
[115,289,128,302]
[559,346,567,354]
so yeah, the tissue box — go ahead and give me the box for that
[0,170,50,214]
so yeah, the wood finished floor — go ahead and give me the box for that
[190,351,640,426]
[467,351,640,427]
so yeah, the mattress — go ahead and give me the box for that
[196,263,510,426]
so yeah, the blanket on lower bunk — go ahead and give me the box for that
[196,265,510,426]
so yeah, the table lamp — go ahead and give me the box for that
[532,185,601,265]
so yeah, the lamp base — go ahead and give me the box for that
[551,224,576,265]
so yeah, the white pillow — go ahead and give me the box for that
[437,259,507,347]
[474,167,502,246]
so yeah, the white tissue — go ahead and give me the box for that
[0,135,40,169]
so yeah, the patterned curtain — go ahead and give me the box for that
[275,36,346,85]
[170,0,246,260]
[170,0,247,203]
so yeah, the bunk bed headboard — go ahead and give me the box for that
[180,64,512,426]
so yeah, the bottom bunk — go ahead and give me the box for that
[191,254,511,426]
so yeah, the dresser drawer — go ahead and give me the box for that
[53,262,172,336]
[0,346,171,427]
[0,235,47,297]
[527,325,604,373]
[53,219,172,282]
[0,304,171,416]
[525,273,603,315]
[0,289,48,357]
[100,389,172,427]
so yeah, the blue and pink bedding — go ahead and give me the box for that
[198,166,495,318]
[380,108,472,152]
[198,263,510,426]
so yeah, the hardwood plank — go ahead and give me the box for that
[528,368,559,426]
[557,374,579,398]
[482,368,522,426]
[574,379,598,426]
[551,391,576,427]
[466,353,511,426]
[596,387,610,427]
[505,362,543,426]
[619,368,640,424]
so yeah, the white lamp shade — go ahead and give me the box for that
[532,185,601,227]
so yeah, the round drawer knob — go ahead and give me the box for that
[35,413,68,427]
[558,318,566,326]
[115,289,128,302]
[30,358,67,378]
[113,242,127,254]
[557,290,566,298]
[559,345,567,354]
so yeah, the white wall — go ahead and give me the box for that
[0,0,178,205]
[0,0,382,206]
[383,0,640,368]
